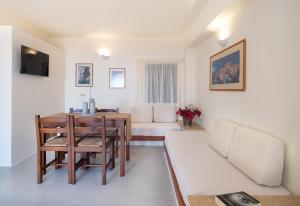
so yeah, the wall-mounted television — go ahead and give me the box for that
[21,45,49,77]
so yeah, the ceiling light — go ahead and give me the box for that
[98,49,110,60]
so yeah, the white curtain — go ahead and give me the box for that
[145,63,177,103]
[135,59,184,106]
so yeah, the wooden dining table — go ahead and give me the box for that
[47,112,132,177]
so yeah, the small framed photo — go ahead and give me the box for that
[75,63,93,87]
[109,68,125,88]
[210,39,246,91]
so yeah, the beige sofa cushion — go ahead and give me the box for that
[228,127,284,187]
[131,105,153,123]
[209,119,239,157]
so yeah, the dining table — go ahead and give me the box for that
[47,112,132,177]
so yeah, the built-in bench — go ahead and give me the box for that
[130,104,182,141]
[164,119,290,206]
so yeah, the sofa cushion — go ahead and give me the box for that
[132,122,181,136]
[228,127,284,187]
[153,104,177,123]
[165,131,289,206]
[209,119,239,157]
[131,105,153,123]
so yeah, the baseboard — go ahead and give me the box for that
[164,143,186,206]
[131,135,165,141]
[130,141,164,146]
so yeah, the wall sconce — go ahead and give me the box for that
[217,27,229,47]
[207,15,231,47]
[98,49,110,60]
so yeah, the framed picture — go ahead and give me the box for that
[210,39,246,91]
[109,68,125,88]
[75,63,93,87]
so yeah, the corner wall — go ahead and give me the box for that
[194,0,300,194]
[10,27,65,166]
[0,26,12,166]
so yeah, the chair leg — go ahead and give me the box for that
[109,140,115,170]
[102,150,107,185]
[81,153,89,170]
[126,139,130,161]
[70,151,76,184]
[86,152,90,168]
[37,151,43,184]
[55,152,62,169]
[42,151,46,174]
[116,137,119,158]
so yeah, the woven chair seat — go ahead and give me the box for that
[77,137,103,147]
[87,128,117,138]
[45,137,67,146]
[45,137,81,147]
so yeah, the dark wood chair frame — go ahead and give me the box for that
[69,115,115,185]
[35,115,73,184]
[96,108,130,161]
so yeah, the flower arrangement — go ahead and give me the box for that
[176,105,201,126]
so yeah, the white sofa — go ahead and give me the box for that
[164,119,290,206]
[131,104,182,141]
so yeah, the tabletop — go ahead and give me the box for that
[46,112,132,140]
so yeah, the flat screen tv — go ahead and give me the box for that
[21,45,49,77]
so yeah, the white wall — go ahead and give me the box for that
[184,48,197,104]
[194,0,300,194]
[0,26,12,166]
[9,27,65,166]
[50,37,185,112]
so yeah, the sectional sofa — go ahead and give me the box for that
[164,119,290,206]
[131,104,182,142]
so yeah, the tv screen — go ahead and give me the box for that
[21,45,49,77]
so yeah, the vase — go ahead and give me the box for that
[89,98,96,114]
[183,118,193,126]
[82,101,88,114]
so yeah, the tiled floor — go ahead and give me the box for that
[0,146,176,206]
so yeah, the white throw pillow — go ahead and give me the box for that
[153,104,177,123]
[131,105,153,123]
[209,119,239,157]
[228,127,284,187]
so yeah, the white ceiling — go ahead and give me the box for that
[0,0,208,38]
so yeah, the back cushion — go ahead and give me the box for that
[131,105,153,123]
[228,127,284,186]
[153,104,177,123]
[209,119,239,157]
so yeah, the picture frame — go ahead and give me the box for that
[109,68,126,89]
[210,39,246,91]
[75,63,93,87]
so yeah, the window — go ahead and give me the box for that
[145,63,177,103]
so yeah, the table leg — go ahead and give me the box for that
[126,140,130,161]
[119,122,125,177]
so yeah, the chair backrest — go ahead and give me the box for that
[69,115,107,148]
[97,107,119,113]
[35,115,70,147]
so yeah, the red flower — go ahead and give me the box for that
[176,105,202,120]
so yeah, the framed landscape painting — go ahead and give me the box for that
[210,39,246,91]
[109,68,125,88]
[75,63,93,87]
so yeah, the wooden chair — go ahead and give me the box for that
[69,115,116,185]
[35,115,73,184]
[96,107,129,160]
